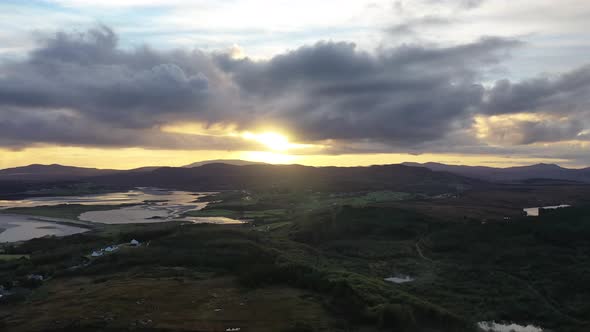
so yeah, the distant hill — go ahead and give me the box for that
[128,166,163,173]
[182,159,265,168]
[402,162,590,183]
[4,162,589,188]
[0,164,121,182]
[91,163,480,194]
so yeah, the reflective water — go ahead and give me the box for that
[0,215,89,243]
[183,216,247,225]
[80,206,171,224]
[0,188,209,209]
[0,188,246,225]
[477,321,542,332]
[384,275,414,284]
[523,204,571,216]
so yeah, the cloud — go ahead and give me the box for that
[477,65,590,146]
[474,113,585,145]
[387,16,454,36]
[0,26,250,150]
[0,25,588,165]
[215,37,520,145]
[0,26,226,127]
[484,65,590,116]
[0,107,263,151]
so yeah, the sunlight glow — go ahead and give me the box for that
[161,123,318,152]
[0,146,579,169]
[241,132,292,151]
[241,151,298,164]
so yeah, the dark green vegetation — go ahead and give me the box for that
[1,187,590,331]
[0,182,127,200]
[91,163,480,193]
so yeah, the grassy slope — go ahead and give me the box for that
[4,275,335,332]
[0,254,29,261]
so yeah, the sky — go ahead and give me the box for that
[0,0,589,169]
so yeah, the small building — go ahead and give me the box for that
[27,274,44,281]
[91,251,103,257]
[104,245,118,252]
[130,239,140,246]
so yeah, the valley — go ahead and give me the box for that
[0,164,589,331]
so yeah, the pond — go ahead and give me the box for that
[0,215,89,243]
[523,204,571,217]
[477,321,542,332]
[384,275,414,284]
[0,188,210,209]
[0,188,246,225]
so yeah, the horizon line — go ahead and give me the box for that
[2,160,589,172]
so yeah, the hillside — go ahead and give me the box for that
[403,162,590,183]
[0,164,121,182]
[183,159,266,168]
[91,163,480,193]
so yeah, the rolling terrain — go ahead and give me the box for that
[1,161,590,331]
[1,188,590,331]
[89,163,480,193]
[403,162,590,183]
[0,164,121,182]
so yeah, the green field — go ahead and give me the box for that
[0,254,29,261]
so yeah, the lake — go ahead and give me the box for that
[477,321,543,332]
[0,187,210,209]
[0,215,89,243]
[523,204,571,217]
[384,275,414,284]
[0,188,246,230]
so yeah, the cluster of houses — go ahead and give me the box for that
[27,274,44,281]
[90,239,141,258]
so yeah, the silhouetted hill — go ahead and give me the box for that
[182,159,266,168]
[0,164,121,182]
[91,163,480,193]
[128,166,163,172]
[403,162,590,183]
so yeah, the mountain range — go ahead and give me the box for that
[1,161,589,190]
[182,159,265,168]
[89,163,475,193]
[0,164,121,181]
[402,162,590,183]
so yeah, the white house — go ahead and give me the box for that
[130,239,140,246]
[104,245,119,252]
[91,251,103,257]
[28,274,44,281]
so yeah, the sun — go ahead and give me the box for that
[242,131,292,151]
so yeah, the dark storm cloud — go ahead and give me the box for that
[512,120,585,144]
[484,65,590,116]
[0,26,249,149]
[0,25,587,156]
[0,107,260,150]
[479,65,590,145]
[478,116,585,145]
[215,37,520,144]
[0,26,221,128]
